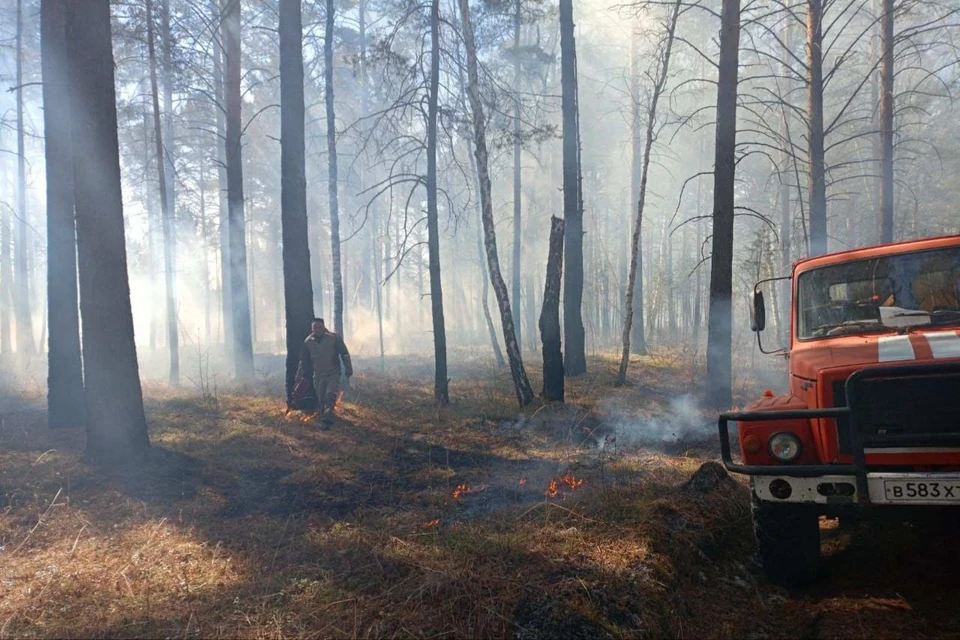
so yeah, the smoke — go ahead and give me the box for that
[598,393,713,449]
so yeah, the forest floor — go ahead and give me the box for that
[2,352,960,638]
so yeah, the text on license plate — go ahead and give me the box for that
[883,480,960,501]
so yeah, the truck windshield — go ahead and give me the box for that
[796,245,960,340]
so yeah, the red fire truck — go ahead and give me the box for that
[719,234,960,586]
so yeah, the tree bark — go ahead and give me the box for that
[223,0,255,381]
[618,0,680,385]
[15,0,33,365]
[560,0,586,376]
[325,0,344,337]
[779,21,793,344]
[879,0,894,243]
[541,216,565,401]
[807,0,827,256]
[67,0,150,462]
[280,0,315,402]
[212,0,231,353]
[706,0,741,408]
[512,0,522,352]
[458,0,534,406]
[427,0,449,404]
[147,0,180,386]
[41,0,85,428]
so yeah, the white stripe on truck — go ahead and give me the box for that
[877,335,915,362]
[926,332,960,359]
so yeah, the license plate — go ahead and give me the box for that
[883,480,960,502]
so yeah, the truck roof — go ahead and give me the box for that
[794,233,960,275]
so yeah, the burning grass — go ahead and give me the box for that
[0,352,878,638]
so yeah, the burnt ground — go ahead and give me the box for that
[1,352,959,638]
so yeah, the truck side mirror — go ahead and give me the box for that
[751,290,766,332]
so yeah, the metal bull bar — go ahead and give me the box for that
[718,361,960,504]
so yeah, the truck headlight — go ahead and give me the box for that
[768,432,802,462]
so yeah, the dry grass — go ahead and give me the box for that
[3,353,959,638]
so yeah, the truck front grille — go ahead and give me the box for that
[832,369,960,453]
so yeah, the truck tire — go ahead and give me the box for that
[752,490,820,587]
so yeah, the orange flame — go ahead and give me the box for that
[452,483,470,500]
[422,519,440,529]
[545,474,584,498]
[545,479,559,498]
[518,477,527,486]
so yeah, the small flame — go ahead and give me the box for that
[545,474,583,498]
[422,519,440,529]
[452,483,470,500]
[335,391,345,412]
[518,477,527,486]
[545,479,559,498]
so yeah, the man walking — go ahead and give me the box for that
[300,318,353,425]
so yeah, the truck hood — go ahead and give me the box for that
[791,328,960,380]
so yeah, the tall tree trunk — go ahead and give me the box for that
[223,0,254,381]
[478,211,505,367]
[67,0,150,462]
[199,163,211,342]
[280,0,315,402]
[427,0,449,404]
[779,22,792,344]
[458,0,534,406]
[878,0,894,244]
[706,0,741,408]
[161,0,179,375]
[617,0,679,385]
[147,0,180,386]
[512,0,523,351]
[41,0,85,428]
[807,0,827,256]
[142,94,159,352]
[325,0,344,337]
[212,0,232,353]
[15,0,33,365]
[560,0,586,376]
[540,216,564,400]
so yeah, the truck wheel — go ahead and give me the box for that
[752,490,820,587]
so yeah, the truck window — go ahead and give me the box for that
[796,246,960,340]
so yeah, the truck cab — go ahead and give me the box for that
[718,234,960,586]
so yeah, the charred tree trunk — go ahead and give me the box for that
[628,25,647,356]
[427,0,449,404]
[512,0,522,351]
[280,0,315,402]
[618,0,679,385]
[67,0,150,462]
[147,0,180,386]
[325,0,344,337]
[706,0,741,408]
[879,0,894,244]
[807,0,827,256]
[560,0,586,376]
[41,0,85,428]
[458,0,534,406]
[15,0,33,364]
[223,0,254,381]
[540,216,564,401]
